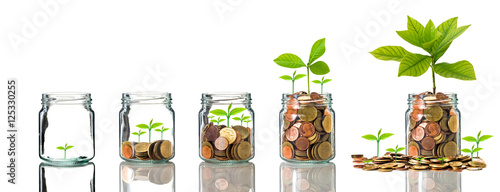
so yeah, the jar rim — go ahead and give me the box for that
[201,92,251,104]
[122,92,171,104]
[42,92,91,105]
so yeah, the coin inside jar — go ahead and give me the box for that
[285,126,299,142]
[322,115,333,133]
[219,127,237,144]
[424,106,443,122]
[203,124,219,142]
[412,127,425,141]
[299,122,316,137]
[425,122,441,137]
[298,106,317,122]
[295,137,310,151]
[448,115,458,133]
[214,137,229,150]
[421,137,436,151]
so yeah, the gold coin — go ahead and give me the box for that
[317,142,333,160]
[134,142,149,153]
[378,168,393,172]
[160,140,173,159]
[314,115,324,132]
[147,141,159,160]
[233,126,250,140]
[237,141,252,160]
[322,115,333,133]
[448,115,458,133]
[298,106,317,122]
[439,111,449,131]
[449,161,463,167]
[443,141,457,157]
[220,127,237,144]
[424,106,443,122]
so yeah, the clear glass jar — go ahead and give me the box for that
[280,162,336,192]
[280,93,335,163]
[406,92,460,157]
[199,162,255,192]
[199,93,254,163]
[39,162,95,192]
[119,92,175,163]
[120,161,175,191]
[406,171,461,192]
[39,93,95,164]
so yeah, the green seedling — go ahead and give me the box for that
[208,115,215,120]
[56,143,74,159]
[461,145,483,165]
[274,38,331,94]
[279,70,306,94]
[361,128,394,157]
[154,126,170,140]
[243,119,252,127]
[387,145,405,162]
[370,16,476,94]
[415,157,425,166]
[211,117,226,125]
[312,76,332,94]
[462,131,493,158]
[131,129,146,142]
[232,114,251,126]
[209,102,246,126]
[136,119,164,143]
[437,157,448,165]
[363,159,373,165]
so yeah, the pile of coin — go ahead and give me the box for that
[408,92,459,157]
[281,164,335,192]
[121,164,174,185]
[352,153,487,172]
[407,170,460,192]
[200,163,254,191]
[121,140,173,161]
[281,92,334,161]
[201,122,252,161]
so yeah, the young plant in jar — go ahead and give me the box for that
[370,16,476,157]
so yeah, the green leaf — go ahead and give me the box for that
[210,119,218,123]
[294,74,306,80]
[407,16,425,36]
[279,75,293,81]
[422,33,441,52]
[434,25,470,56]
[361,134,377,141]
[293,70,297,77]
[377,129,382,137]
[461,148,472,153]
[136,124,149,129]
[473,148,483,153]
[423,20,437,43]
[229,108,246,116]
[242,116,251,121]
[323,79,332,84]
[479,135,493,142]
[386,148,396,153]
[433,60,476,80]
[151,123,163,129]
[396,147,405,152]
[274,53,307,68]
[232,117,242,121]
[228,102,233,112]
[370,46,409,62]
[210,109,228,116]
[462,136,477,142]
[309,61,330,75]
[218,119,226,122]
[398,53,431,77]
[309,38,326,64]
[379,133,394,141]
[132,132,139,135]
[312,80,322,84]
[139,132,146,135]
[478,131,482,139]
[397,30,423,48]
[56,146,65,150]
[154,129,161,132]
[66,146,74,150]
[150,119,153,125]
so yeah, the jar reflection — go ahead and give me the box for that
[280,162,335,192]
[199,162,255,192]
[120,162,175,192]
[406,171,461,192]
[39,162,95,192]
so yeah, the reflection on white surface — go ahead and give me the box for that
[280,162,336,192]
[199,162,255,192]
[407,171,461,192]
[119,161,175,191]
[39,162,95,192]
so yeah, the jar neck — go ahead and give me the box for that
[201,92,251,105]
[281,93,332,105]
[408,92,457,105]
[42,93,92,106]
[122,92,172,105]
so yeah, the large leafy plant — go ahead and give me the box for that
[274,38,331,94]
[370,16,476,94]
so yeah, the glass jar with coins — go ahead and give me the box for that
[406,92,460,157]
[199,162,255,192]
[39,93,95,164]
[199,93,254,163]
[119,92,175,163]
[280,162,336,192]
[120,161,175,191]
[280,92,335,163]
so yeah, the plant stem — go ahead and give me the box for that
[377,141,379,157]
[149,129,152,143]
[476,142,479,158]
[227,115,230,126]
[138,135,140,143]
[292,80,295,94]
[64,149,67,159]
[431,57,436,94]
[307,66,311,94]
[161,132,163,140]
[321,83,324,94]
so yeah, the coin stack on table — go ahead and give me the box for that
[121,140,173,161]
[281,92,334,162]
[201,122,253,161]
[407,92,459,157]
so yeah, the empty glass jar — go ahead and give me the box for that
[119,92,175,162]
[39,93,95,164]
[280,93,335,163]
[406,92,460,157]
[199,93,254,163]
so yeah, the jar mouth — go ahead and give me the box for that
[202,92,251,104]
[408,92,457,104]
[281,92,332,105]
[122,92,171,104]
[42,92,91,105]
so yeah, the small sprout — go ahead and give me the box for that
[208,115,215,120]
[437,157,448,165]
[131,129,146,142]
[280,70,306,94]
[210,117,226,125]
[56,143,74,159]
[243,119,252,127]
[362,159,373,165]
[462,130,493,158]
[136,119,164,143]
[386,145,405,162]
[154,126,170,140]
[461,144,483,165]
[361,128,394,157]
[415,157,425,166]
[232,114,251,126]
[209,102,246,126]
[312,76,332,94]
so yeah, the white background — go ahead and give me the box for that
[1,0,499,191]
